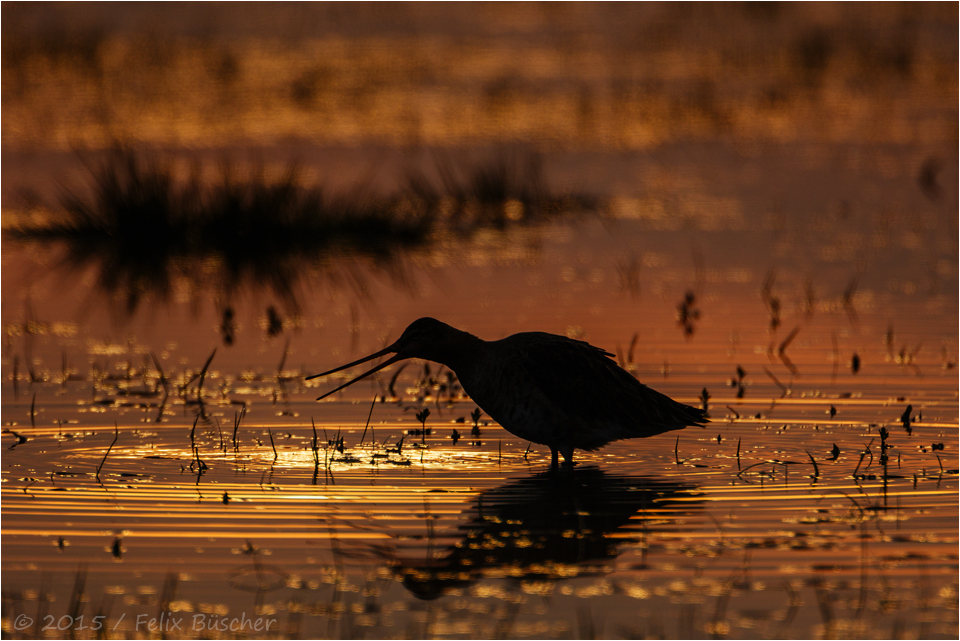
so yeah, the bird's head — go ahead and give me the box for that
[307,317,470,400]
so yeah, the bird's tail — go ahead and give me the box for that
[657,398,708,433]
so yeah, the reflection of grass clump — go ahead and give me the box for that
[404,151,596,233]
[8,148,592,319]
[10,150,433,314]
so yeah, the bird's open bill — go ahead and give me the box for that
[306,346,402,401]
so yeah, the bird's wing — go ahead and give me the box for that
[508,333,705,432]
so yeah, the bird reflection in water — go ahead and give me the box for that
[352,467,702,601]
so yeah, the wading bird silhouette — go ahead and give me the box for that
[307,318,707,468]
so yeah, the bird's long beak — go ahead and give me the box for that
[306,346,403,401]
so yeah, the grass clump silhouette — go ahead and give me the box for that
[8,147,593,319]
[9,149,434,316]
[402,150,597,234]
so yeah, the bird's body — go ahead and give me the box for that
[309,318,707,467]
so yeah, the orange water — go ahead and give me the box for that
[4,224,957,638]
[2,4,958,639]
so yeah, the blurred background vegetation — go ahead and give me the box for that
[2,2,956,153]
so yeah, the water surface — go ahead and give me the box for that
[2,3,957,639]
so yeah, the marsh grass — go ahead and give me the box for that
[402,150,597,234]
[8,148,592,321]
[14,150,431,315]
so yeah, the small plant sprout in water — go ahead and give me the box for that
[268,428,278,461]
[220,306,236,346]
[676,291,700,338]
[415,408,430,444]
[110,537,123,560]
[776,326,800,376]
[761,269,781,333]
[806,450,820,480]
[900,405,913,435]
[728,366,747,398]
[4,429,28,449]
[842,275,860,326]
[96,423,120,480]
[310,418,320,466]
[895,341,924,376]
[470,407,482,437]
[879,426,891,467]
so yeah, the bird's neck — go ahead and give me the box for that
[433,329,485,373]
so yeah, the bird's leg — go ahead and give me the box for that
[550,447,559,470]
[560,445,576,466]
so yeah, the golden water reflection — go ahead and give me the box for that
[2,387,956,638]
